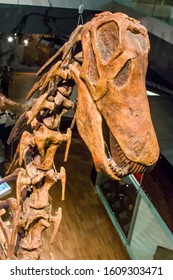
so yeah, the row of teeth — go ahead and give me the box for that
[105,141,151,178]
[108,145,150,177]
[108,159,130,177]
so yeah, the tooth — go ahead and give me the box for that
[132,163,139,173]
[119,154,126,160]
[146,166,153,172]
[117,151,123,156]
[136,165,143,173]
[142,166,148,172]
[122,159,129,166]
[110,165,114,170]
[115,144,120,149]
[127,162,133,172]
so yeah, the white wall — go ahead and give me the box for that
[130,198,173,259]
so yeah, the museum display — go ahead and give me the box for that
[0,11,159,260]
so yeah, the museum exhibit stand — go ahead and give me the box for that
[94,153,173,260]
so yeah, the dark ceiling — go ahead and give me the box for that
[0,2,173,94]
[0,4,98,37]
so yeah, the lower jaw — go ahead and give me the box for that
[106,157,152,180]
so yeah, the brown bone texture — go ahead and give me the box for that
[0,11,159,259]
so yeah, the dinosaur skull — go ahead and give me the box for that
[72,12,159,180]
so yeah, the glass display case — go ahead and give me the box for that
[99,178,137,237]
[95,153,173,259]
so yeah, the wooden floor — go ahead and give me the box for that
[4,127,129,260]
[43,129,129,260]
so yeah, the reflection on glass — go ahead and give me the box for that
[99,178,137,237]
[115,0,173,26]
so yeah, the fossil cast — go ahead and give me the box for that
[0,12,159,259]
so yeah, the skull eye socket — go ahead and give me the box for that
[96,21,119,63]
[114,60,132,87]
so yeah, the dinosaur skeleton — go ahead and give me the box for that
[0,12,159,259]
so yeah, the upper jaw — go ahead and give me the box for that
[94,129,154,181]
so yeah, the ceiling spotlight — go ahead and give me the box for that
[8,36,13,43]
[24,39,29,46]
